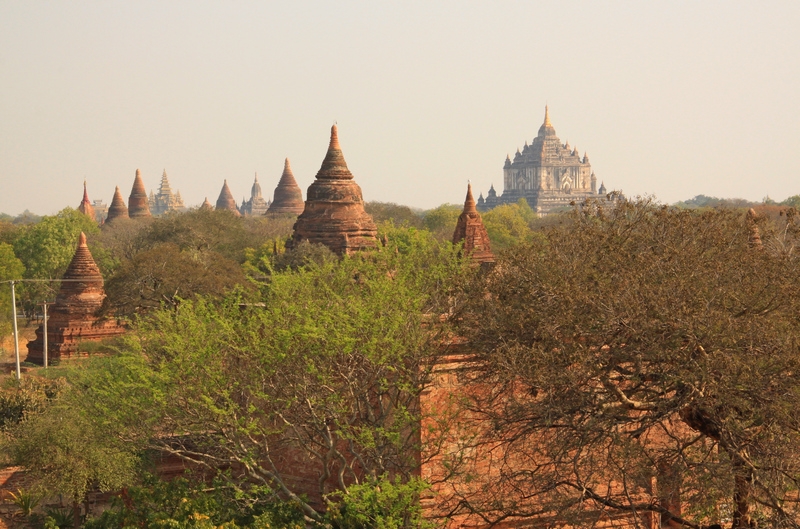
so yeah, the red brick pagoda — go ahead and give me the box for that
[25,233,125,364]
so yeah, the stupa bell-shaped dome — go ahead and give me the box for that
[106,186,129,223]
[268,158,304,215]
[128,169,152,218]
[288,125,377,255]
[215,180,241,216]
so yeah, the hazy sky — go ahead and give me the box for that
[1,1,798,216]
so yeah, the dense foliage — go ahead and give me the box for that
[455,199,800,528]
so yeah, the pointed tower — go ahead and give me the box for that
[106,186,129,223]
[288,125,377,255]
[747,208,763,249]
[241,173,270,216]
[77,181,97,221]
[268,158,305,215]
[215,180,241,216]
[128,169,152,218]
[200,197,214,211]
[25,233,124,364]
[452,184,494,265]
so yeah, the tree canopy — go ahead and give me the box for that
[454,199,800,528]
[70,229,468,523]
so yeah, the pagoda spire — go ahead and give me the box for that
[463,183,478,213]
[544,105,552,127]
[452,183,494,265]
[316,124,354,180]
[77,180,97,221]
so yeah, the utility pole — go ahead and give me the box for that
[42,301,49,368]
[10,280,20,380]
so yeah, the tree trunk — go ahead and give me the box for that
[731,474,752,529]
[72,499,80,529]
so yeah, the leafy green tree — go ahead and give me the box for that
[102,242,252,317]
[365,202,424,229]
[455,199,800,529]
[324,475,435,529]
[481,198,536,250]
[781,195,800,209]
[13,208,99,280]
[83,475,306,529]
[0,242,25,336]
[422,204,461,240]
[673,195,757,209]
[11,208,100,313]
[9,401,138,528]
[78,230,468,523]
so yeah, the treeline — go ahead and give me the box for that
[673,193,800,209]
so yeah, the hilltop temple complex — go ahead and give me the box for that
[478,106,607,215]
[25,232,125,364]
[288,125,377,255]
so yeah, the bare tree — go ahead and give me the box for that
[453,199,800,529]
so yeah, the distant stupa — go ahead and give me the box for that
[128,169,152,218]
[215,180,241,216]
[267,158,304,215]
[105,186,129,223]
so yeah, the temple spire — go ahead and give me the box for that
[544,105,552,127]
[78,181,96,220]
[452,183,494,265]
[316,124,354,180]
[463,183,477,213]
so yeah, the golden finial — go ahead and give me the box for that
[543,105,552,127]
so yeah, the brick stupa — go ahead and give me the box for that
[105,186,129,223]
[267,158,304,215]
[452,183,495,265]
[200,197,214,210]
[128,169,152,218]
[288,125,377,255]
[26,233,125,364]
[77,181,96,221]
[215,180,241,216]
